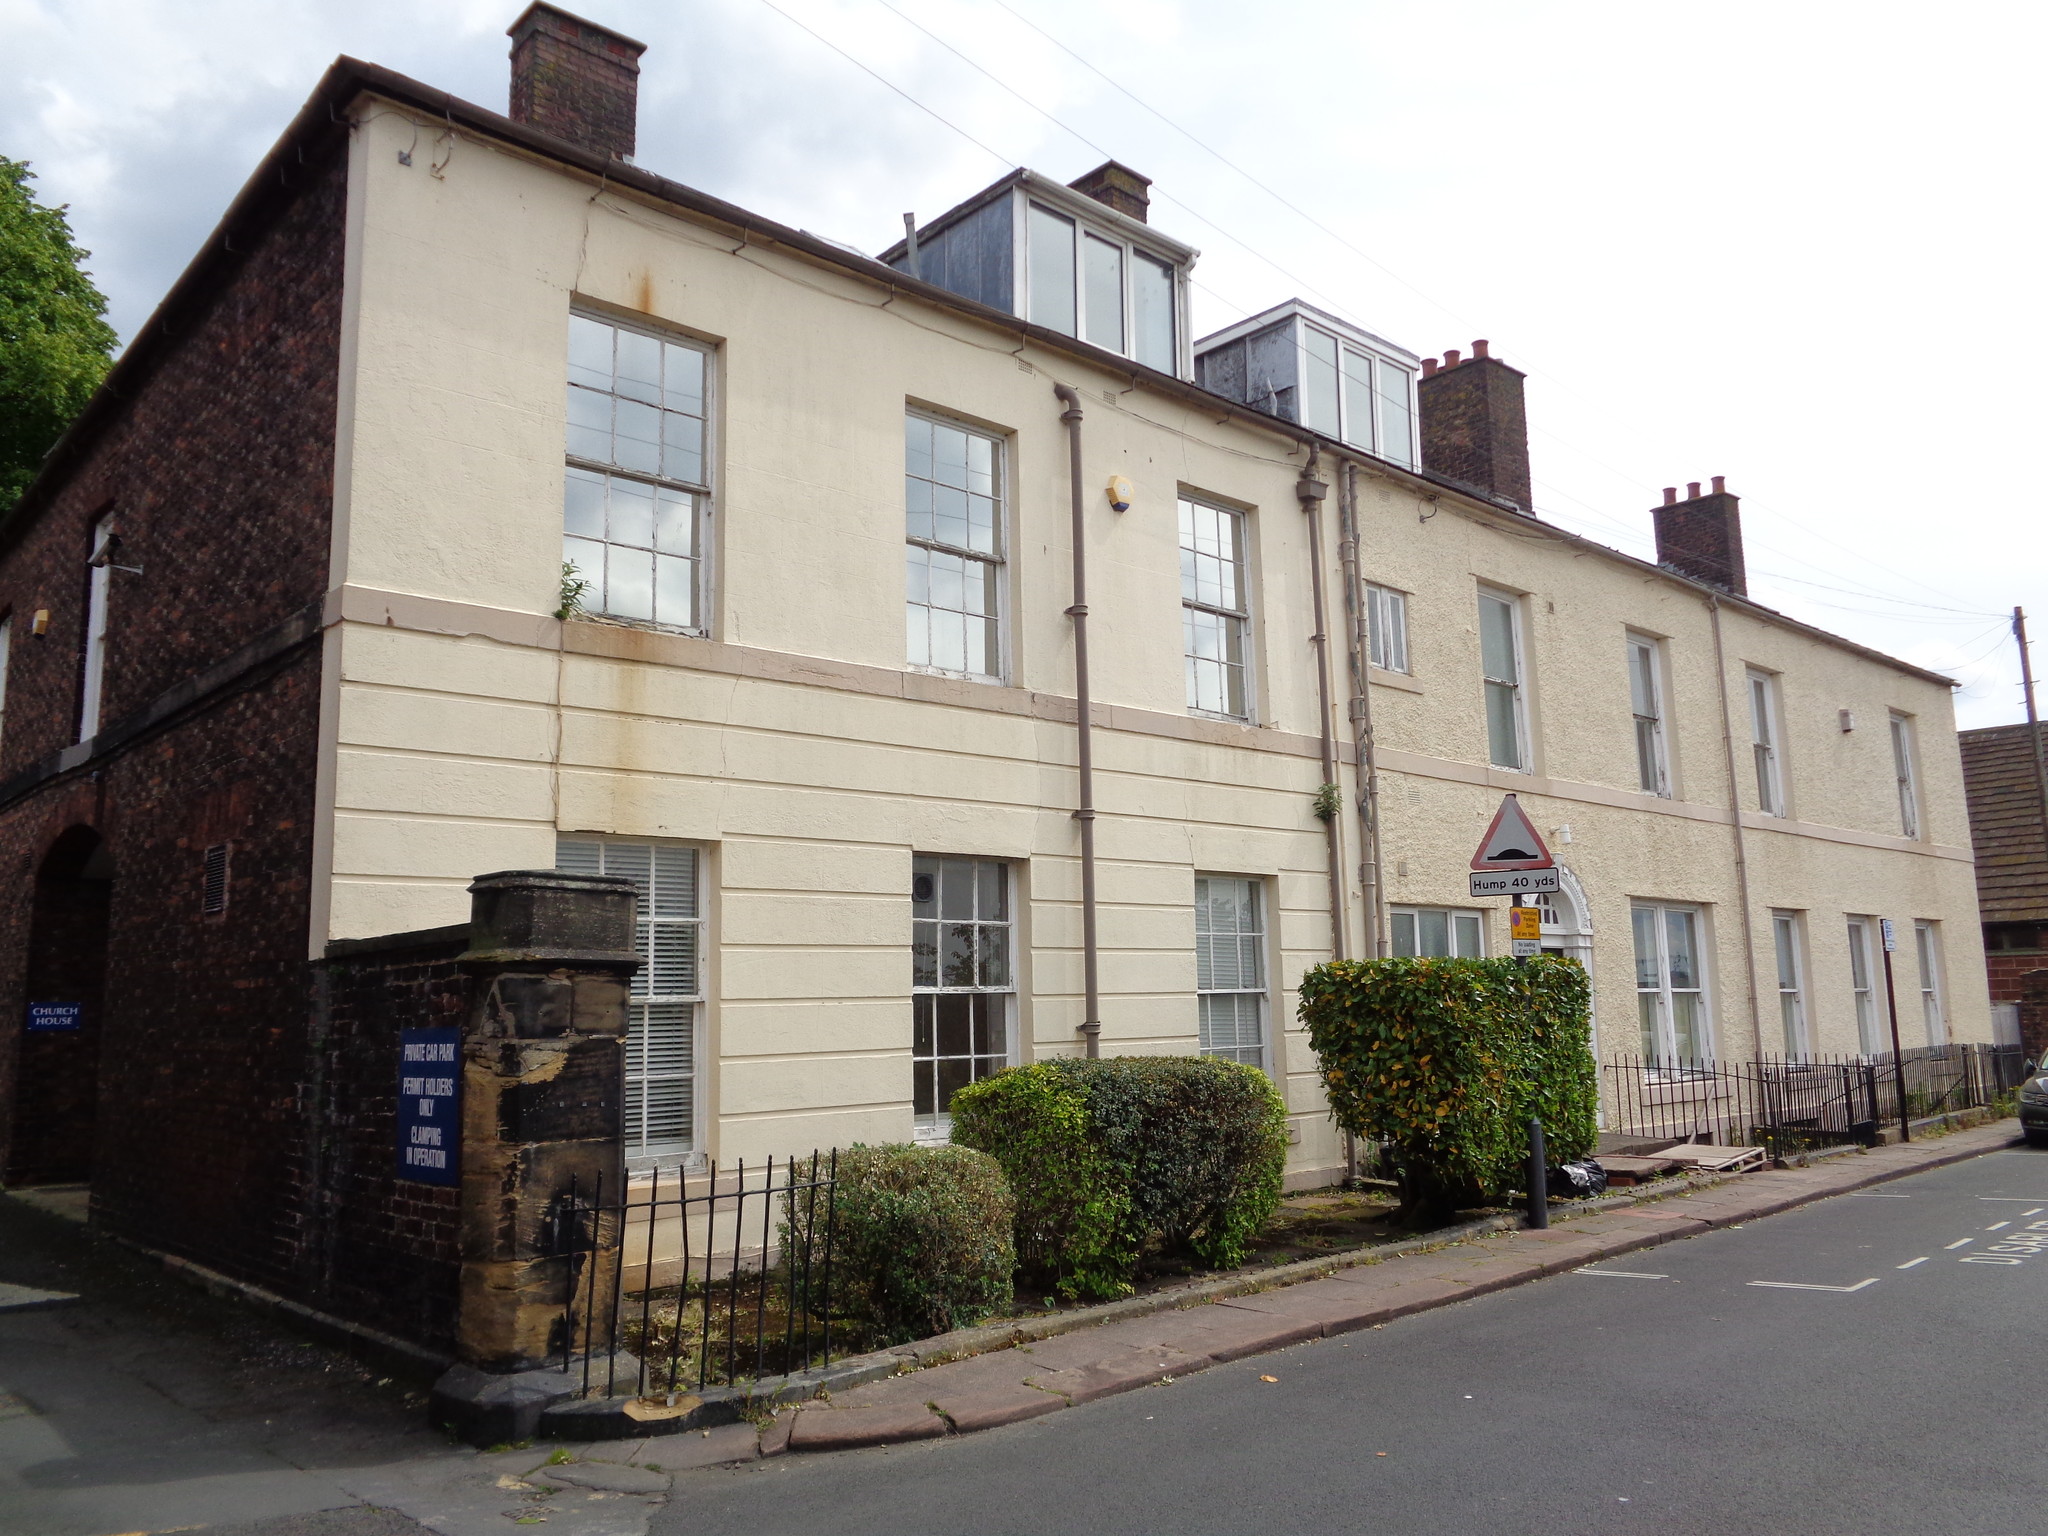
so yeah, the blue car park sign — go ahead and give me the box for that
[398,1027,461,1185]
[27,1002,82,1032]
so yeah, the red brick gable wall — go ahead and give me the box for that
[0,144,345,1301]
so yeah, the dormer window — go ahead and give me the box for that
[1026,203,1177,371]
[886,164,1196,378]
[1194,301,1419,469]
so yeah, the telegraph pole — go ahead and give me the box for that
[2017,608,2048,867]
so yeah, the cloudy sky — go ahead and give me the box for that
[5,0,2041,729]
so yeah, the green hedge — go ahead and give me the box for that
[1297,955,1596,1218]
[950,1056,1288,1301]
[788,1143,1015,1345]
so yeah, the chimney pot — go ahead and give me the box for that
[1663,486,1677,506]
[1067,160,1153,223]
[508,3,647,162]
[1443,348,1462,367]
[1472,339,1490,359]
[1711,474,1726,495]
[1422,357,1439,378]
[1687,481,1701,499]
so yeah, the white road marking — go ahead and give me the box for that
[2028,1209,2046,1217]
[1897,1257,1930,1269]
[1987,1221,2012,1231]
[1573,1269,1668,1280]
[1748,1279,1879,1293]
[1850,1192,1909,1198]
[1945,1239,1975,1249]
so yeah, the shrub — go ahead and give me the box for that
[950,1056,1289,1301]
[1298,955,1596,1224]
[788,1143,1015,1346]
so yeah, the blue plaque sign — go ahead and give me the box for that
[26,1002,82,1032]
[398,1027,461,1186]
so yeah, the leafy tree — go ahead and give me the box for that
[1,157,117,513]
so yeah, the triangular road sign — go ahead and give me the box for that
[1470,794,1554,870]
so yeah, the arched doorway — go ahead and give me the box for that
[8,826,113,1186]
[1537,865,1598,1055]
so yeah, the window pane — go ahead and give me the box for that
[1083,234,1124,351]
[1132,251,1174,370]
[1671,992,1706,1061]
[1632,907,1660,990]
[1629,642,1657,718]
[610,478,655,548]
[1486,681,1522,770]
[1478,595,1518,681]
[1453,913,1482,957]
[1028,205,1077,334]
[1774,915,1799,989]
[1636,718,1663,794]
[1419,909,1450,957]
[1301,327,1340,436]
[1664,909,1698,988]
[1391,910,1417,958]
[1377,364,1414,468]
[1638,992,1661,1058]
[564,467,606,537]
[568,314,613,390]
[608,546,654,620]
[1340,349,1375,451]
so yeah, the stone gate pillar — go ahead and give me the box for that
[429,868,638,1443]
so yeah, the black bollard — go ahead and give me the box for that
[1527,1115,1549,1230]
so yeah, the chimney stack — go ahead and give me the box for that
[508,4,646,162]
[1068,161,1152,223]
[1416,341,1532,513]
[1652,478,1747,595]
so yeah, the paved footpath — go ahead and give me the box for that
[707,1119,2023,1461]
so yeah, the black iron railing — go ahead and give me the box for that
[1604,1044,2026,1156]
[552,1151,839,1402]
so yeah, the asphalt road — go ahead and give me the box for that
[662,1144,2048,1536]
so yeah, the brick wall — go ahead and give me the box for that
[1990,945,2048,1005]
[0,144,345,1307]
[303,931,471,1352]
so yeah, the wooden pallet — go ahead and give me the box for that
[1653,1143,1767,1174]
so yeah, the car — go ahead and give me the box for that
[2019,1055,2048,1147]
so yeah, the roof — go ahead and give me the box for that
[1960,724,2048,922]
[0,56,1958,692]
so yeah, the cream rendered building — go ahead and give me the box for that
[310,15,1987,1183]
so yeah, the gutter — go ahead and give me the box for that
[1296,446,1347,961]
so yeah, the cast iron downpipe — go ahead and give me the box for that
[1053,383,1103,1057]
[1336,461,1387,956]
[1298,447,1347,962]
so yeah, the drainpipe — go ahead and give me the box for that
[1708,594,1765,1058]
[1298,446,1347,962]
[1053,383,1102,1057]
[1336,461,1387,958]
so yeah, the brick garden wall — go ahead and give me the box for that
[0,141,346,1303]
[304,931,472,1353]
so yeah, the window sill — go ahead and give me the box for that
[568,612,709,640]
[1187,707,1256,727]
[1368,667,1423,695]
[906,663,1005,687]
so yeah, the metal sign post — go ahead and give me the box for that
[1880,918,1909,1144]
